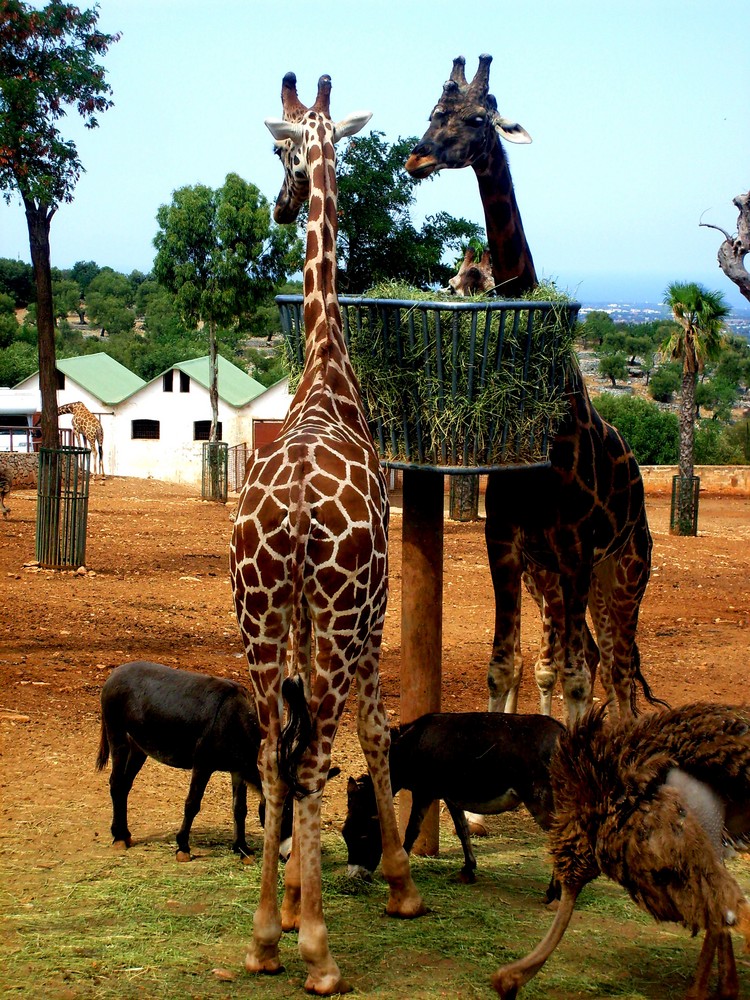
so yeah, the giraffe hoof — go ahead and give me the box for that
[175,850,192,863]
[304,975,352,995]
[244,951,284,975]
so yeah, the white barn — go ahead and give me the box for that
[14,352,293,487]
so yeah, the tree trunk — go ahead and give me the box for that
[674,369,698,534]
[208,318,219,443]
[24,198,59,450]
[678,370,696,481]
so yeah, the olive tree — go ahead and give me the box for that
[153,173,302,445]
[0,1,119,446]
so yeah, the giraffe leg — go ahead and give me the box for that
[295,788,351,995]
[558,569,594,724]
[244,698,286,977]
[280,807,301,931]
[355,655,426,920]
[527,566,562,716]
[484,512,524,713]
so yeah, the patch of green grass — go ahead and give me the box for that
[2,822,749,998]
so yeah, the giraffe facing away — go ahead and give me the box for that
[229,73,425,996]
[57,401,104,476]
[406,55,657,725]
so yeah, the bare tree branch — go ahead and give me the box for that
[702,190,750,304]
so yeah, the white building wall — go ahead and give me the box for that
[113,378,242,486]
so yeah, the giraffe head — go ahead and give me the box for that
[405,54,531,180]
[265,72,371,224]
[449,246,495,296]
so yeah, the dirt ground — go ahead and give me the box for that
[1,476,749,921]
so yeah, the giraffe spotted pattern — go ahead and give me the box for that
[230,73,424,997]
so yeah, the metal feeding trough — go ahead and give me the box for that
[276,294,581,472]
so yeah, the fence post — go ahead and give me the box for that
[202,442,228,502]
[670,474,700,535]
[35,446,90,569]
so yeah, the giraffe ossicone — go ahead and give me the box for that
[230,72,424,997]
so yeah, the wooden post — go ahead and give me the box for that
[399,467,443,855]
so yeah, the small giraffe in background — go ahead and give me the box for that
[229,73,424,995]
[449,246,496,296]
[57,402,104,476]
[406,55,655,724]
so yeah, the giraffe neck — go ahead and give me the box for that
[289,126,369,434]
[473,139,537,297]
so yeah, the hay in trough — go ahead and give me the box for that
[278,281,579,469]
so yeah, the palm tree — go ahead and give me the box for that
[662,281,730,533]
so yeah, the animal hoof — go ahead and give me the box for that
[175,850,192,863]
[112,838,130,851]
[244,951,284,975]
[304,975,352,995]
[458,870,477,885]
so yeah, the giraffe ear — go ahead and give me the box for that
[265,118,304,144]
[333,110,372,142]
[493,115,532,144]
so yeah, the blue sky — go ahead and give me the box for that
[1,0,749,308]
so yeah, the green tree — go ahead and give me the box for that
[0,338,37,385]
[592,393,679,465]
[51,277,80,323]
[662,281,731,533]
[598,351,628,387]
[85,267,135,335]
[579,310,616,348]
[0,291,19,349]
[0,256,34,306]
[648,361,682,403]
[153,172,301,444]
[0,1,119,447]
[70,259,100,296]
[336,132,483,291]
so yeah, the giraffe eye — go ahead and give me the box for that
[466,115,486,128]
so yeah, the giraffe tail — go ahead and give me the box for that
[278,674,313,797]
[277,496,313,796]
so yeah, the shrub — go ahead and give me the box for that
[593,393,679,465]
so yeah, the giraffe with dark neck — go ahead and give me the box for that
[229,73,424,996]
[407,55,656,724]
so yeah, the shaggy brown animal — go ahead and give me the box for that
[493,703,750,1000]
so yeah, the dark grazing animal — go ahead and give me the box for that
[96,660,293,861]
[343,711,564,891]
[493,703,750,1000]
[0,464,11,518]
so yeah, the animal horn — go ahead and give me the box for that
[490,883,581,997]
[449,55,467,86]
[312,74,332,115]
[281,71,307,120]
[468,53,493,96]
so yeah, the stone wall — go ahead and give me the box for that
[640,465,750,495]
[0,453,39,489]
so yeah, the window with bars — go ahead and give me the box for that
[194,420,222,441]
[132,419,160,440]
